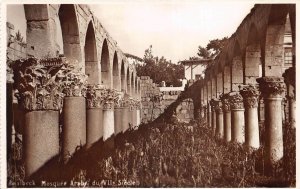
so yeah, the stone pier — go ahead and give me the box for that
[221,94,231,142]
[229,92,245,144]
[240,85,260,149]
[257,77,285,167]
[62,70,87,163]
[86,85,104,149]
[215,100,224,139]
[12,57,65,178]
[102,89,116,141]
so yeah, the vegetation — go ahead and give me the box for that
[190,37,229,60]
[7,117,295,187]
[135,45,184,87]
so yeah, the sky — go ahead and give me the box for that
[6,2,254,63]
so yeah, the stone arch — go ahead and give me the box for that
[112,52,120,90]
[231,40,243,91]
[100,39,111,88]
[58,4,82,67]
[121,60,126,92]
[84,21,99,84]
[263,4,292,76]
[244,23,262,84]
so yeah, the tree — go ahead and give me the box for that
[196,37,228,59]
[136,45,184,87]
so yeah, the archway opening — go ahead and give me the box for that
[84,22,99,84]
[112,52,120,90]
[101,39,110,88]
[121,61,126,92]
[58,4,82,66]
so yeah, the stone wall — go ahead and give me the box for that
[7,22,28,61]
[140,76,194,123]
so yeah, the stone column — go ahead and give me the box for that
[136,100,142,127]
[62,69,87,163]
[207,103,212,128]
[229,92,245,143]
[209,100,217,135]
[257,77,285,166]
[215,100,224,139]
[122,105,130,133]
[114,91,124,136]
[221,94,231,142]
[12,57,65,178]
[86,85,105,149]
[240,85,260,149]
[287,95,296,127]
[102,89,117,141]
[283,67,296,128]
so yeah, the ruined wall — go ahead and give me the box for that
[7,22,28,61]
[140,76,194,123]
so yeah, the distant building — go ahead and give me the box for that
[179,59,212,81]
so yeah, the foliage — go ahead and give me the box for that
[196,37,229,59]
[136,45,184,87]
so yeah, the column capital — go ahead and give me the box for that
[220,93,231,112]
[256,77,286,98]
[228,91,244,110]
[239,84,260,108]
[86,84,106,108]
[102,89,118,110]
[12,57,67,111]
[61,67,88,97]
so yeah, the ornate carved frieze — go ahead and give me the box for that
[12,57,67,111]
[228,91,244,110]
[86,84,106,108]
[220,93,231,112]
[114,91,125,108]
[256,77,286,98]
[61,66,88,97]
[239,84,260,108]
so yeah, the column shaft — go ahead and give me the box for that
[224,110,231,142]
[63,97,86,161]
[24,111,59,177]
[86,108,103,148]
[103,108,115,141]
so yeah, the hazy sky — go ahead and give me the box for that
[7,2,254,63]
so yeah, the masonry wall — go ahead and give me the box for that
[7,22,28,61]
[140,76,194,124]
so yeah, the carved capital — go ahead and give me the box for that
[256,77,286,98]
[12,57,67,111]
[220,93,231,112]
[102,89,118,110]
[215,100,223,113]
[228,92,244,110]
[86,84,106,108]
[61,67,87,97]
[239,84,260,108]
